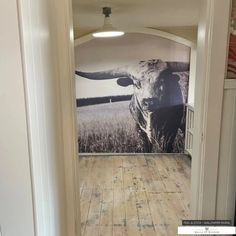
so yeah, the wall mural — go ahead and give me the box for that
[75,33,190,153]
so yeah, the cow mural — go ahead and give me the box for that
[76,59,189,153]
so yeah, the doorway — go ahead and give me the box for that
[73,1,199,235]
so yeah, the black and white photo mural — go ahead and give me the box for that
[75,33,191,153]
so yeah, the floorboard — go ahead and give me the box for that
[78,154,191,236]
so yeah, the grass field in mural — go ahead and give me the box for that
[77,101,185,153]
[77,101,144,153]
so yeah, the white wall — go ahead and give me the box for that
[0,0,35,235]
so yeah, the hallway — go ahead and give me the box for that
[79,155,191,236]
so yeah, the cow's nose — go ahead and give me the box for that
[142,98,154,106]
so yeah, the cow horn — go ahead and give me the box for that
[75,69,128,80]
[167,62,190,72]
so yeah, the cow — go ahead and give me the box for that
[76,59,189,153]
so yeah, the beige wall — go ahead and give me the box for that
[156,26,198,43]
[0,0,35,235]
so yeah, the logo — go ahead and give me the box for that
[178,226,236,235]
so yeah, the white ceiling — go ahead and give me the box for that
[73,0,200,33]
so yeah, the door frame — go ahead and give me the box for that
[190,0,231,219]
[17,0,81,235]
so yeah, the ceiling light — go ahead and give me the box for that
[92,7,125,38]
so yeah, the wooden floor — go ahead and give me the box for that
[79,154,191,236]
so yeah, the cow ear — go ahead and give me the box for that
[117,77,133,87]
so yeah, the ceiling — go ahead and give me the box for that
[72,0,201,38]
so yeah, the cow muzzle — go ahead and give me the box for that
[142,98,160,111]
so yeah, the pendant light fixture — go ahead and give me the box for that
[93,7,125,38]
